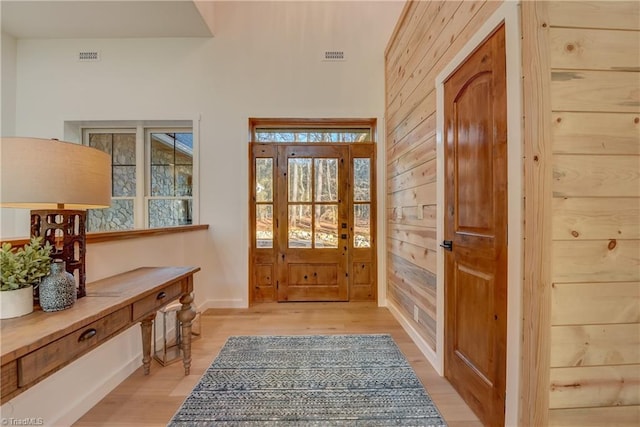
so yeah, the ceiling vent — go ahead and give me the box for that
[78,51,100,62]
[323,51,345,61]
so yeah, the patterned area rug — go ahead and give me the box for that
[169,334,447,426]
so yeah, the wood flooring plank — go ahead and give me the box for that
[73,303,478,426]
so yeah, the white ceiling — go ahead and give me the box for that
[1,0,213,39]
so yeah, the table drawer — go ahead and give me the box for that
[132,280,184,320]
[18,306,131,387]
[1,361,18,402]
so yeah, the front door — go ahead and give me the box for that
[443,25,507,427]
[249,121,377,304]
[277,145,349,301]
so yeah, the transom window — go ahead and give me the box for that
[254,128,371,143]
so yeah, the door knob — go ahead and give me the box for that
[440,240,453,251]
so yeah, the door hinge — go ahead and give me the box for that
[276,218,279,228]
[276,280,279,289]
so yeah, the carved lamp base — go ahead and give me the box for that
[31,209,87,298]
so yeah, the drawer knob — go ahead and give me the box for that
[156,291,167,300]
[78,328,97,342]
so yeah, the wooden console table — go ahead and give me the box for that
[0,266,200,403]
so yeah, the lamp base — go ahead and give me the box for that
[31,210,87,299]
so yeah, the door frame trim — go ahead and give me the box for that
[435,2,523,426]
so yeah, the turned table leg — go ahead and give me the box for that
[177,293,196,375]
[140,313,156,375]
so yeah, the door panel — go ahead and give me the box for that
[277,145,349,301]
[249,138,376,303]
[444,25,507,427]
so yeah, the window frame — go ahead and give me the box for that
[81,123,198,231]
[249,118,377,143]
[145,128,195,228]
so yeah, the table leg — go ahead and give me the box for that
[177,293,196,375]
[140,313,156,375]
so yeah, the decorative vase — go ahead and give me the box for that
[39,260,76,312]
[0,285,34,319]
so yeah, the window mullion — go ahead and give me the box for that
[135,126,146,229]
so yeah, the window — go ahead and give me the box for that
[83,127,195,231]
[254,128,371,143]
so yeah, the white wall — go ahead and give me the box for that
[1,2,403,424]
[10,0,402,307]
[1,31,17,136]
[0,31,22,238]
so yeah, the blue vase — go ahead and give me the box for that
[39,260,76,312]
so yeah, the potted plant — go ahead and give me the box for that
[0,237,52,319]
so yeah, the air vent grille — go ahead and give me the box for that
[78,51,100,62]
[323,51,345,61]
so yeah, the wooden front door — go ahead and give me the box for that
[277,145,349,301]
[443,25,507,427]
[250,121,377,304]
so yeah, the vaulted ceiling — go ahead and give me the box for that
[1,0,214,39]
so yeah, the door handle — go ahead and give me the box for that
[440,240,453,251]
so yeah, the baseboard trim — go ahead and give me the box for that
[200,298,247,309]
[386,299,442,375]
[54,351,141,426]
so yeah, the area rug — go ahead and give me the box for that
[168,334,447,426]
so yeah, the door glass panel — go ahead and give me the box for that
[315,158,338,202]
[256,158,273,202]
[288,158,311,202]
[315,205,338,248]
[256,204,273,248]
[288,205,312,248]
[354,158,370,202]
[354,204,371,248]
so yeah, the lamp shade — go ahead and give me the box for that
[0,137,111,209]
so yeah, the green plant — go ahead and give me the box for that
[0,237,53,291]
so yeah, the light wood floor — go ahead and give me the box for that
[74,302,481,426]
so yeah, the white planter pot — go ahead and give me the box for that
[0,286,34,319]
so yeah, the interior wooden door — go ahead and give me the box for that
[443,25,507,427]
[276,144,349,301]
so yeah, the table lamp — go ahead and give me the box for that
[0,137,111,298]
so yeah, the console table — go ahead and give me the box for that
[0,266,200,403]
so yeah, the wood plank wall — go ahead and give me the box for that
[544,2,640,425]
[384,0,501,351]
[387,1,639,425]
